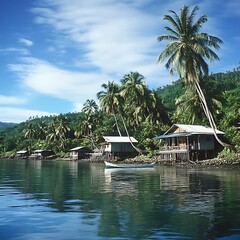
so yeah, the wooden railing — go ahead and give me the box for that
[159,145,189,151]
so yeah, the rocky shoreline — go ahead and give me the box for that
[84,154,240,167]
[105,155,240,167]
[1,153,240,167]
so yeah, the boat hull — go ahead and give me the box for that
[104,161,154,169]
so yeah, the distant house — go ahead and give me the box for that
[155,124,224,161]
[16,150,28,159]
[30,149,54,159]
[101,136,138,158]
[69,146,92,160]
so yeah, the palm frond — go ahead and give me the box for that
[163,13,182,34]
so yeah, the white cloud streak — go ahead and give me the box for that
[0,107,56,123]
[0,95,27,105]
[19,38,34,47]
[8,57,109,107]
[31,0,166,85]
[0,48,30,55]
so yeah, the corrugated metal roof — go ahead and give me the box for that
[33,149,52,153]
[16,150,28,154]
[165,124,224,135]
[154,132,191,139]
[70,146,86,151]
[103,136,138,143]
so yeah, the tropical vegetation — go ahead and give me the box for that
[157,4,227,147]
[0,5,239,159]
[0,68,239,158]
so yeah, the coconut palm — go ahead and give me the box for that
[56,116,70,141]
[24,122,36,153]
[157,5,228,146]
[97,80,142,153]
[174,78,222,124]
[36,121,47,140]
[46,118,58,147]
[120,72,152,153]
[97,81,123,136]
[120,72,150,127]
[74,113,98,149]
[46,116,70,151]
[121,72,146,100]
[146,91,171,126]
[81,99,100,148]
[82,99,99,118]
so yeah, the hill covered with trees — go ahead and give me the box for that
[0,68,239,158]
[0,122,17,129]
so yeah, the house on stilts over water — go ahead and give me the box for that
[155,124,224,161]
[100,136,138,160]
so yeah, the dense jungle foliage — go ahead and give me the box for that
[0,68,239,157]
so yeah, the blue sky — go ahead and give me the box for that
[1,0,239,123]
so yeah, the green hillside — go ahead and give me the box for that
[0,69,239,157]
[0,122,17,129]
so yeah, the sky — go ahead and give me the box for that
[1,0,240,123]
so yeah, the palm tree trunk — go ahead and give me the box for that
[119,112,142,154]
[113,112,122,136]
[194,82,230,147]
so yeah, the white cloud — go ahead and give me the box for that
[30,0,228,87]
[47,46,56,52]
[0,107,56,123]
[1,0,238,125]
[72,102,84,112]
[8,57,109,107]
[19,38,34,47]
[0,95,27,105]
[31,0,169,86]
[0,48,30,55]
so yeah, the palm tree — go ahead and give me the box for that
[121,72,146,99]
[97,80,142,154]
[174,79,222,124]
[157,5,228,146]
[46,118,58,148]
[56,116,70,150]
[146,91,171,126]
[81,101,100,149]
[46,116,70,151]
[36,121,47,140]
[24,122,36,153]
[120,72,152,153]
[97,81,123,136]
[82,99,99,118]
[121,72,153,127]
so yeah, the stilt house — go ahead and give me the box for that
[101,136,138,158]
[30,149,54,159]
[69,146,92,160]
[16,150,28,159]
[155,124,224,161]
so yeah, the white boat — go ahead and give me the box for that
[104,161,155,169]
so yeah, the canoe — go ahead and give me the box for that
[104,161,155,169]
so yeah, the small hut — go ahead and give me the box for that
[101,136,138,159]
[16,150,28,159]
[69,146,92,160]
[30,149,54,159]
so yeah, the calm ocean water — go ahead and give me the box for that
[0,159,240,240]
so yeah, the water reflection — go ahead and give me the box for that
[156,166,224,217]
[68,161,78,179]
[104,168,155,195]
[0,159,240,239]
